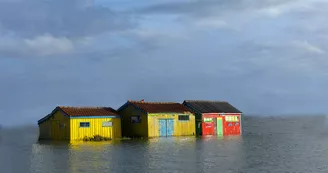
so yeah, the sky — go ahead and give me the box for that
[1,0,328,126]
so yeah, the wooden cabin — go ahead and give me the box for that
[38,106,121,141]
[118,100,195,138]
[183,100,242,136]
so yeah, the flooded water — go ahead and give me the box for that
[1,116,328,173]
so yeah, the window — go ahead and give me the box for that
[235,116,239,122]
[204,118,213,122]
[131,116,141,123]
[178,115,190,121]
[60,123,66,128]
[225,116,239,122]
[80,122,90,128]
[102,121,113,127]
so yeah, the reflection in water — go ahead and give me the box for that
[145,137,199,172]
[26,133,249,173]
[194,136,244,173]
[239,116,328,172]
[68,140,121,173]
[30,143,55,173]
[30,141,71,173]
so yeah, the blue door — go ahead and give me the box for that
[159,119,167,137]
[159,119,174,137]
[166,119,174,136]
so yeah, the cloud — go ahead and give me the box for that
[3,0,328,126]
[193,17,230,29]
[0,0,136,38]
[291,40,325,54]
[0,34,75,56]
[125,27,190,50]
[139,0,325,16]
[256,0,320,17]
[0,0,141,57]
[136,0,328,31]
[240,39,327,75]
[24,35,74,56]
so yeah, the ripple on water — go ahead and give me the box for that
[1,116,328,173]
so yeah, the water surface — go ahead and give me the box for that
[1,116,328,173]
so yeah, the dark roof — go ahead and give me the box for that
[123,100,190,113]
[38,106,119,125]
[58,106,119,116]
[183,100,242,113]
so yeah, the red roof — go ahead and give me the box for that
[38,106,120,125]
[58,106,119,116]
[127,100,190,113]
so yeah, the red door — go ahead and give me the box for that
[202,117,215,135]
[223,115,241,135]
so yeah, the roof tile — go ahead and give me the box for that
[59,106,119,116]
[183,100,242,113]
[128,100,190,113]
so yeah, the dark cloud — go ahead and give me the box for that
[0,0,136,38]
[136,0,289,16]
[2,0,328,127]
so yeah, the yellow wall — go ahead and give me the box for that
[70,117,121,141]
[38,111,70,140]
[148,112,196,137]
[119,104,148,137]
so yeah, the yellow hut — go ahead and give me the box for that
[38,106,121,141]
[118,100,196,138]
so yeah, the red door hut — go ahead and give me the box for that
[183,100,242,136]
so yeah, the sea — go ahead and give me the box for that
[1,115,328,173]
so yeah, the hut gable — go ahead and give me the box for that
[118,100,196,138]
[183,100,242,114]
[38,106,119,125]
